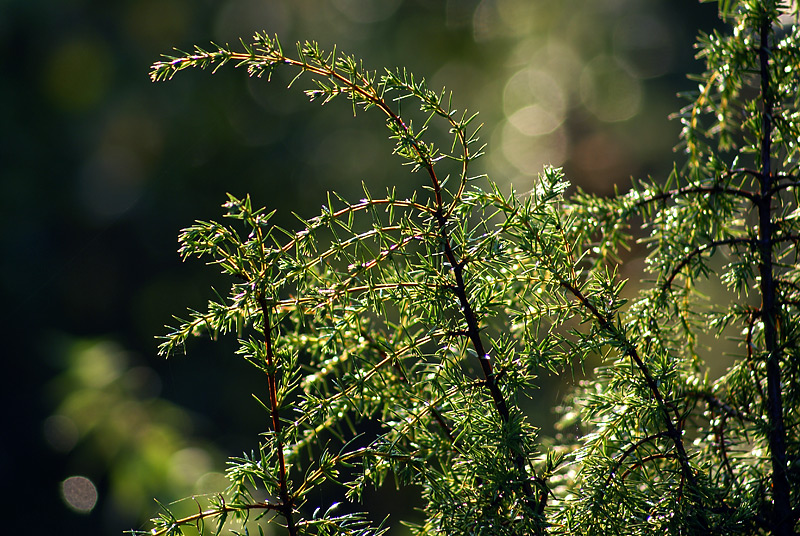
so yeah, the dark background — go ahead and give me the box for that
[2,0,723,533]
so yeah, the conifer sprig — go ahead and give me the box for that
[151,32,545,536]
[145,3,800,534]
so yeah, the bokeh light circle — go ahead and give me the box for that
[61,476,98,513]
[579,55,642,123]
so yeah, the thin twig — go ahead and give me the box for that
[665,238,755,287]
[600,431,671,496]
[633,183,758,208]
[714,413,737,486]
[620,453,679,483]
[257,295,298,536]
[149,501,284,536]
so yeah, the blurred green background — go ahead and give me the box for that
[2,0,723,533]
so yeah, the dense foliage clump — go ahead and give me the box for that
[143,1,800,534]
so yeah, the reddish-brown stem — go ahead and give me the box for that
[765,177,800,197]
[364,333,457,444]
[620,453,679,483]
[665,238,755,287]
[634,183,759,207]
[600,431,671,495]
[556,276,697,488]
[713,413,737,486]
[150,501,284,536]
[685,390,753,423]
[257,295,298,536]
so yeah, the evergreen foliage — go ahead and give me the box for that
[144,1,799,534]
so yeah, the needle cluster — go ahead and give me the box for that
[142,2,800,535]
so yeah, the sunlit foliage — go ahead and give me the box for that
[143,1,800,534]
